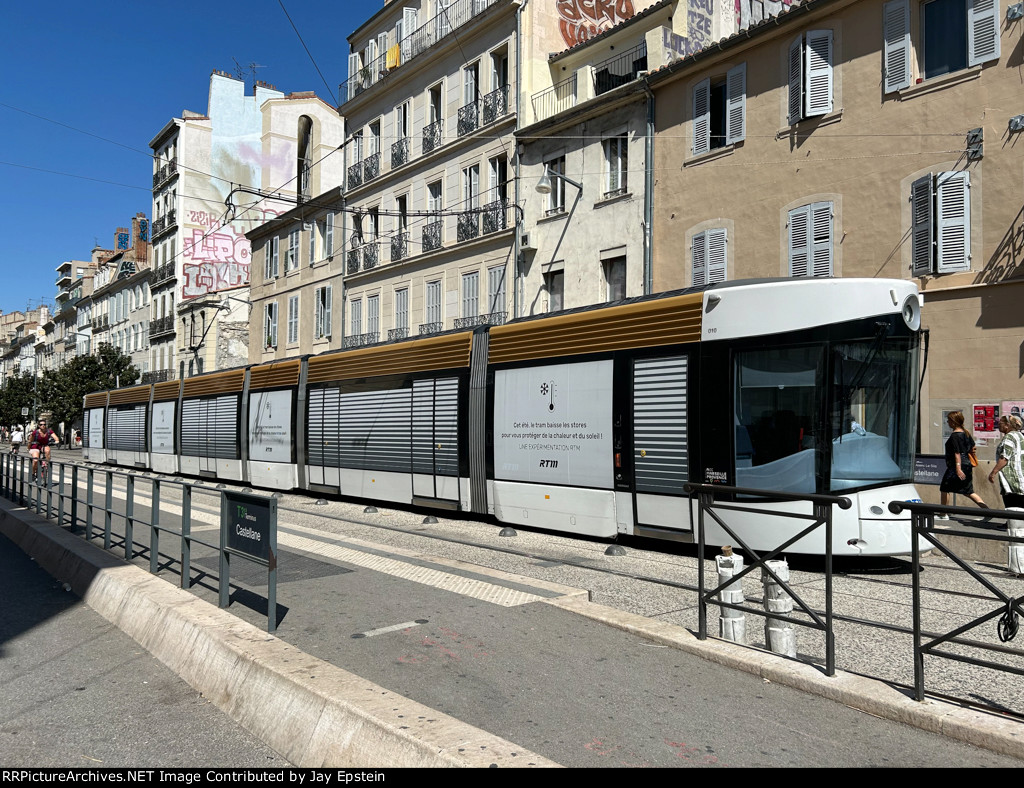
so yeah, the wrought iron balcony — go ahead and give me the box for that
[422,120,442,155]
[391,232,408,263]
[363,152,380,182]
[347,247,361,274]
[457,101,479,137]
[347,160,363,189]
[391,137,410,169]
[388,327,410,342]
[363,241,379,270]
[152,263,175,285]
[141,369,176,384]
[457,209,481,242]
[419,321,443,336]
[149,315,174,338]
[343,332,379,349]
[482,200,509,235]
[455,311,507,330]
[422,220,442,253]
[482,85,509,125]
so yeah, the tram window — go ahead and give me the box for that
[830,341,916,491]
[734,347,821,494]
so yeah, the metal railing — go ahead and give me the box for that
[0,455,279,631]
[343,332,379,348]
[391,232,409,262]
[593,41,647,96]
[347,247,361,275]
[363,152,380,182]
[482,84,510,125]
[149,315,174,338]
[457,101,479,137]
[531,74,577,124]
[391,137,410,169]
[347,160,363,189]
[457,209,481,242]
[419,321,443,335]
[481,200,510,234]
[454,311,506,329]
[141,369,176,384]
[422,120,443,155]
[422,220,442,253]
[363,241,379,270]
[388,327,410,342]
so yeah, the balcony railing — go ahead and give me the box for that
[363,241,379,270]
[347,160,363,189]
[391,232,409,262]
[593,42,648,96]
[422,220,442,253]
[152,210,176,237]
[457,209,481,242]
[388,327,410,342]
[141,369,176,384]
[531,74,577,124]
[152,263,175,285]
[347,247,362,275]
[338,0,503,106]
[457,101,479,137]
[454,311,507,330]
[343,332,379,349]
[482,84,510,125]
[149,315,174,338]
[419,321,443,336]
[391,137,410,169]
[363,152,380,182]
[422,120,442,155]
[481,200,510,235]
[152,160,178,189]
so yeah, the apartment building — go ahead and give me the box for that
[644,0,1022,469]
[53,259,97,364]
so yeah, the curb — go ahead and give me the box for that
[0,498,560,768]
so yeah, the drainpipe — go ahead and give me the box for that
[642,78,655,296]
[513,0,527,319]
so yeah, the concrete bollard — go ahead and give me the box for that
[1007,509,1024,574]
[762,559,797,657]
[716,546,746,644]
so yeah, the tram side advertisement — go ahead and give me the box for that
[248,389,293,463]
[493,359,613,488]
[151,401,175,453]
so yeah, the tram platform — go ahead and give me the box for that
[2,487,1023,768]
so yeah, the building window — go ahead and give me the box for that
[395,288,409,332]
[604,257,627,301]
[487,265,506,315]
[426,280,442,326]
[788,31,833,125]
[315,285,333,339]
[264,303,278,348]
[603,135,628,196]
[693,64,746,155]
[911,171,971,275]
[351,299,362,335]
[544,269,564,312]
[325,212,334,257]
[788,202,833,278]
[308,223,317,266]
[367,294,380,337]
[266,237,280,279]
[461,271,479,318]
[544,155,566,214]
[692,229,728,287]
[287,295,299,344]
[286,228,300,272]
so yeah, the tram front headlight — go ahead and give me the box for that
[901,294,921,332]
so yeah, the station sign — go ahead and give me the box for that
[221,489,276,564]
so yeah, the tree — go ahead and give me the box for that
[0,371,36,428]
[39,343,139,442]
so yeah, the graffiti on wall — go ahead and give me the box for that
[556,0,636,48]
[662,0,715,62]
[180,206,283,299]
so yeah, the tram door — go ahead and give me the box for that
[412,377,460,504]
[632,355,691,533]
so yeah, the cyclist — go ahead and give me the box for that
[29,420,56,481]
[10,426,24,455]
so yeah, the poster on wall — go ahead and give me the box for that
[493,359,613,489]
[1003,401,1024,422]
[248,389,293,463]
[151,401,176,454]
[973,403,1000,447]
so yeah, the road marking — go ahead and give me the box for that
[354,621,425,639]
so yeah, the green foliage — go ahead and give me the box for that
[38,343,139,433]
[0,371,36,428]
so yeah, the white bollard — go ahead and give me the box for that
[716,546,746,644]
[1007,509,1024,574]
[762,559,797,657]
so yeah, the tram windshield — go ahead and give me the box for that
[830,339,918,491]
[733,338,918,494]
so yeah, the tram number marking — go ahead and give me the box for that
[706,327,717,335]
[539,459,559,468]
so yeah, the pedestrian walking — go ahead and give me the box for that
[938,410,987,517]
[989,414,1024,509]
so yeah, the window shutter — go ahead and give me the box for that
[788,205,811,277]
[910,175,934,276]
[324,285,333,337]
[805,30,833,117]
[692,231,707,287]
[693,78,711,155]
[883,0,911,93]
[788,37,803,125]
[725,65,746,145]
[707,227,728,283]
[348,52,361,80]
[315,289,323,338]
[810,201,833,277]
[271,236,279,277]
[936,171,971,273]
[968,0,1000,67]
[325,213,334,256]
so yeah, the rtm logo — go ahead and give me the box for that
[539,459,559,468]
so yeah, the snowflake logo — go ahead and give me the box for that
[540,383,549,395]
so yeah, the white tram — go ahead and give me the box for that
[82,278,923,556]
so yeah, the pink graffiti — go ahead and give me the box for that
[183,228,250,265]
[556,0,635,48]
[181,261,251,299]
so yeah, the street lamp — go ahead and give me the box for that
[533,166,584,311]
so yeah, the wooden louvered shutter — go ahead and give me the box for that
[693,78,710,155]
[810,202,833,277]
[805,30,833,117]
[968,0,1000,67]
[707,228,727,283]
[911,175,934,276]
[788,205,811,277]
[692,231,707,286]
[788,36,803,125]
[936,171,970,273]
[883,0,911,93]
[324,285,333,337]
[726,64,746,145]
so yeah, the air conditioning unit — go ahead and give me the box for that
[520,233,535,252]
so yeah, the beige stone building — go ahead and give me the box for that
[646,0,1023,498]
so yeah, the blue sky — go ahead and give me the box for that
[0,0,369,316]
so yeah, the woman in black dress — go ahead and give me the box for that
[938,411,988,517]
